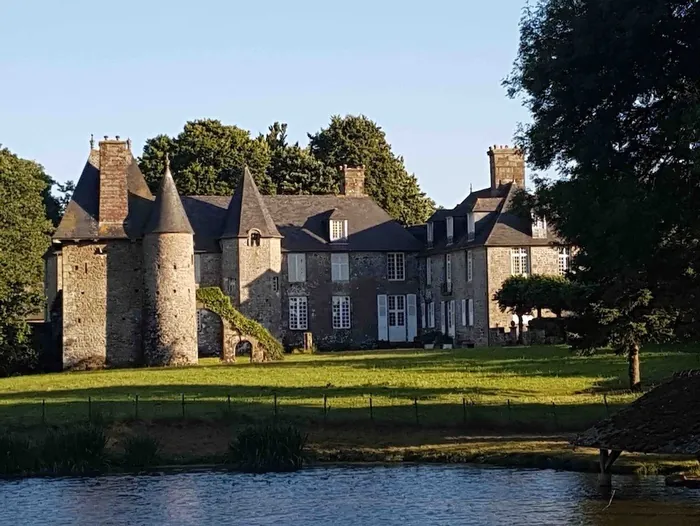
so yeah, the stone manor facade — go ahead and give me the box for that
[44,137,565,369]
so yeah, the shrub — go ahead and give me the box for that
[122,433,160,469]
[0,433,38,475]
[197,287,284,360]
[419,330,441,345]
[228,425,307,473]
[40,424,107,474]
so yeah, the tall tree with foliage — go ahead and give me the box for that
[0,146,52,375]
[139,119,273,195]
[308,115,435,225]
[494,276,535,344]
[506,0,700,390]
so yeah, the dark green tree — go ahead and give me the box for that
[43,179,75,226]
[139,119,273,195]
[308,115,435,224]
[506,0,700,390]
[494,275,535,344]
[264,122,338,195]
[0,146,52,375]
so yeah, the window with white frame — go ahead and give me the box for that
[447,300,455,331]
[288,253,306,282]
[468,298,474,327]
[446,216,454,244]
[532,215,547,239]
[289,297,308,330]
[331,253,349,281]
[194,254,202,283]
[461,299,467,326]
[445,253,452,284]
[467,250,473,282]
[426,257,432,286]
[332,296,351,329]
[467,213,475,241]
[428,301,435,328]
[387,252,405,281]
[558,246,571,275]
[330,220,348,242]
[426,222,434,246]
[511,247,529,276]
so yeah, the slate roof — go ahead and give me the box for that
[574,371,700,455]
[221,167,281,239]
[53,149,154,240]
[144,163,194,235]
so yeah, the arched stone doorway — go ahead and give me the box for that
[197,308,223,358]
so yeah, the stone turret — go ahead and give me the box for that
[220,167,282,337]
[488,145,525,190]
[142,157,198,366]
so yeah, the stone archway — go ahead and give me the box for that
[223,329,264,363]
[197,308,223,358]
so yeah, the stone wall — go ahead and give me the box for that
[281,251,419,350]
[97,140,129,235]
[197,252,221,288]
[197,308,223,357]
[62,241,143,369]
[143,233,197,366]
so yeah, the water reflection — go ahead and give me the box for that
[1,465,698,526]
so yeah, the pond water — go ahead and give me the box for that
[1,465,699,526]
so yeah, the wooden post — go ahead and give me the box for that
[135,394,139,419]
[274,392,278,421]
[462,397,467,426]
[41,399,46,425]
[323,394,328,423]
[603,394,610,416]
[369,396,374,422]
[88,396,92,422]
[227,394,231,413]
[414,398,419,426]
[598,449,622,487]
[181,393,185,418]
[303,332,313,352]
[507,399,512,422]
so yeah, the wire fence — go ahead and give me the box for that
[0,392,636,432]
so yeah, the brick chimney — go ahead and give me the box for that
[98,136,130,235]
[339,165,365,197]
[488,145,525,190]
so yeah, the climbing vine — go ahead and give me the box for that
[196,287,284,361]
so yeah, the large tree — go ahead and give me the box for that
[0,146,52,375]
[506,0,700,389]
[309,115,434,225]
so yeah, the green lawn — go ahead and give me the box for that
[0,345,698,431]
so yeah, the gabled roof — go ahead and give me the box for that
[53,149,154,240]
[144,162,193,235]
[574,371,700,455]
[221,167,281,239]
[182,194,422,253]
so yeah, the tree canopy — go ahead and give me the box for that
[506,0,700,389]
[0,146,52,375]
[139,116,435,225]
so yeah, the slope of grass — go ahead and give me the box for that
[0,345,697,430]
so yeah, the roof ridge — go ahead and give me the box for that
[221,167,281,239]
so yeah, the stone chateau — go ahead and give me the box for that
[44,137,567,369]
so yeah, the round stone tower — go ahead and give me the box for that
[142,157,197,366]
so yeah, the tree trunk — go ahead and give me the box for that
[628,343,641,392]
[537,307,542,317]
[517,315,524,345]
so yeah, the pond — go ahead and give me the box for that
[2,465,699,525]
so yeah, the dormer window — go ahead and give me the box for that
[467,213,475,241]
[446,217,454,245]
[330,219,348,242]
[532,214,547,239]
[426,222,434,247]
[248,230,261,247]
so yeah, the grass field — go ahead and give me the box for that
[1,344,698,431]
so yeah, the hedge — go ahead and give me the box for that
[196,287,284,361]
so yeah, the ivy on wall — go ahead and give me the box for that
[196,287,284,361]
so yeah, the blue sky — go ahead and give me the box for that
[0,0,531,208]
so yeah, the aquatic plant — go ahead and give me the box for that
[122,433,160,469]
[228,425,307,473]
[0,433,38,475]
[40,424,107,474]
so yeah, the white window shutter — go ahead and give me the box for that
[288,254,297,281]
[331,254,339,281]
[407,294,417,341]
[461,299,467,326]
[377,294,388,341]
[299,254,306,282]
[449,300,456,337]
[468,299,474,327]
[194,254,202,283]
[440,301,446,335]
[420,301,426,329]
[426,257,432,285]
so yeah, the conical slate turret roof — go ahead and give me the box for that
[221,167,281,238]
[144,158,194,235]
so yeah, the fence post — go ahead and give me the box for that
[323,394,328,423]
[181,393,185,418]
[134,394,139,420]
[603,394,610,417]
[88,396,92,422]
[462,397,467,426]
[227,394,231,414]
[369,396,374,422]
[507,399,512,423]
[273,392,278,421]
[414,398,419,426]
[551,401,559,430]
[41,399,46,425]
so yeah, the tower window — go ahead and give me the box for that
[248,230,261,247]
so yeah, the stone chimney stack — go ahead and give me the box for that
[339,165,365,197]
[488,145,525,190]
[98,136,130,235]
